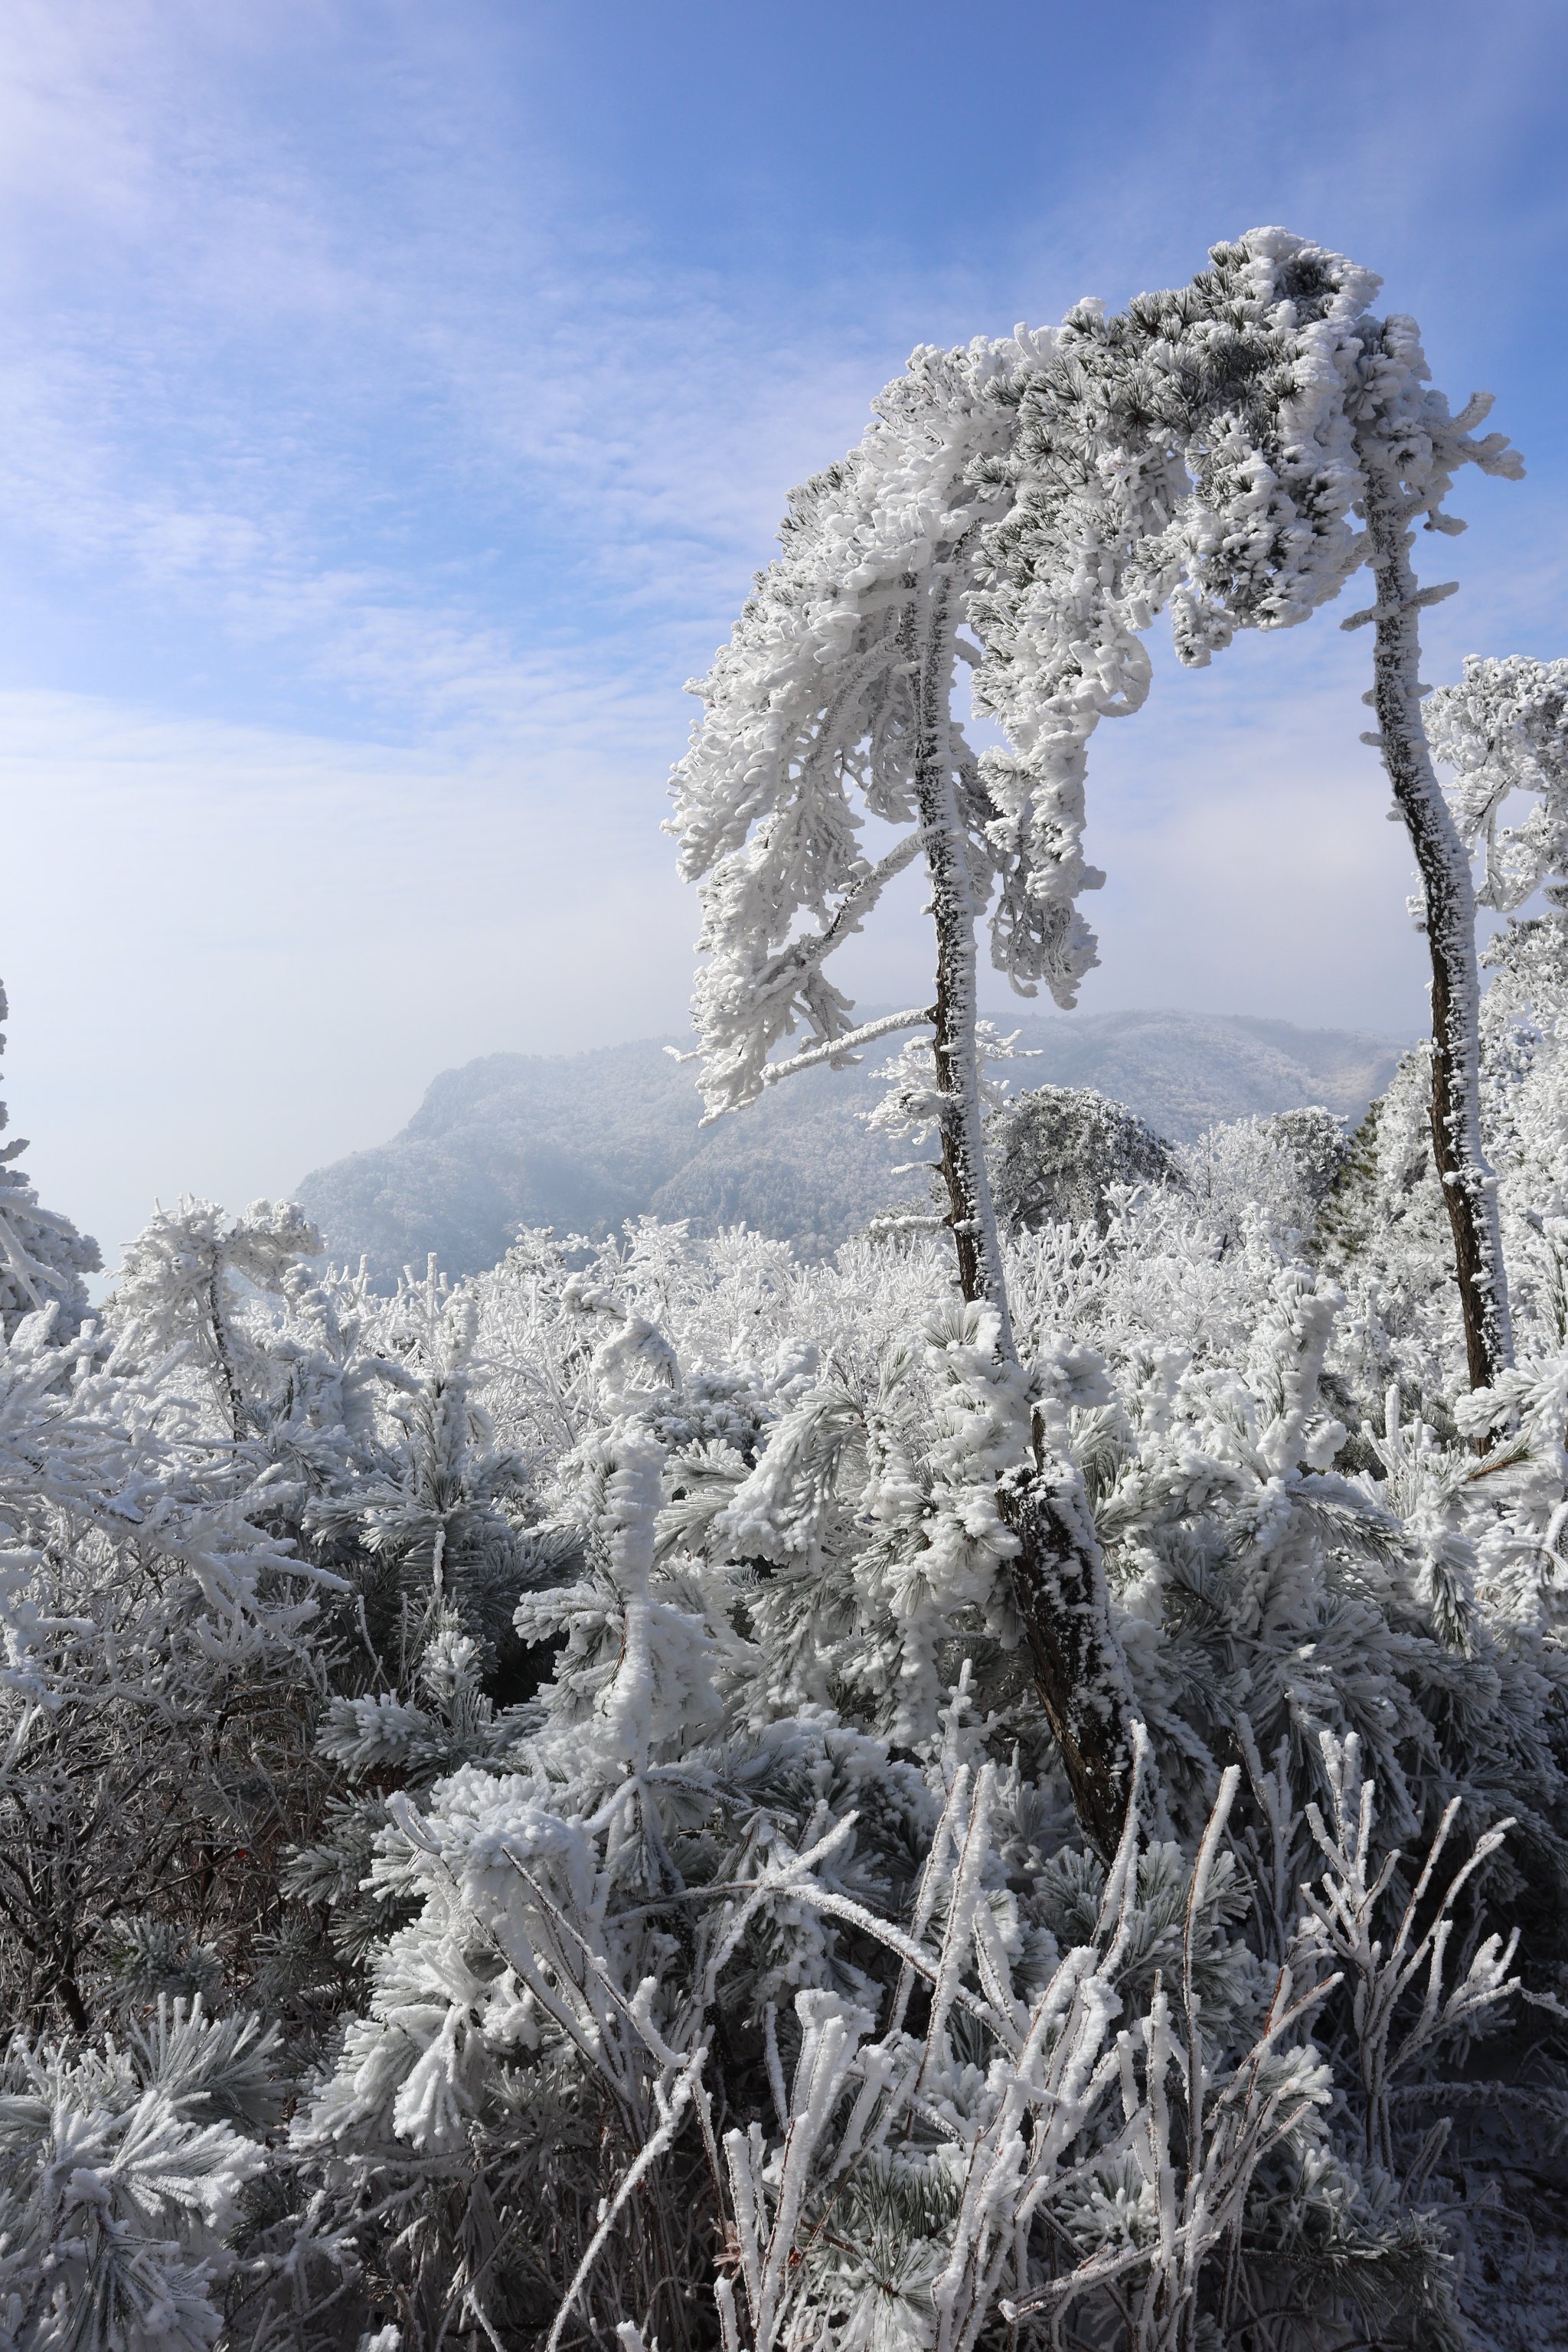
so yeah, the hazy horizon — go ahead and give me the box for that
[293,998,1416,1169]
[289,1005,1412,1289]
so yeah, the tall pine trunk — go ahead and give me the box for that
[912,576,1132,1857]
[1357,461,1513,1396]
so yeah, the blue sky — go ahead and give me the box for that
[4,0,1566,1264]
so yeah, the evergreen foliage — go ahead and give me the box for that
[0,984,100,1342]
[4,227,1567,2350]
[2,983,1567,2344]
[988,1086,1178,1234]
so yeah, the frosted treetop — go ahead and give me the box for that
[671,227,1519,1121]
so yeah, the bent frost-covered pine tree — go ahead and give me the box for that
[671,228,1523,1845]
[668,325,1138,1847]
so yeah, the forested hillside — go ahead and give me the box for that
[297,1009,1403,1279]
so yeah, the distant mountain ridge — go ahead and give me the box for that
[295,1010,1407,1283]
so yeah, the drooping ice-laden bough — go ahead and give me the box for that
[668,325,1147,1847]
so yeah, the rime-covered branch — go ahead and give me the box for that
[756,1001,934,1090]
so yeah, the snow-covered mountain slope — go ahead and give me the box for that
[295,1009,1405,1282]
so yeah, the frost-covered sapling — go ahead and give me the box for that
[669,331,1142,1850]
[975,230,1521,1393]
[113,1196,325,1440]
[1348,415,1524,1394]
[0,980,100,1342]
[1427,654,1568,921]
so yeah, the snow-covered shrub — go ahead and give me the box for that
[1167,1106,1348,1269]
[0,982,100,1342]
[0,2001,283,2352]
[988,1085,1178,1235]
[1,1094,1566,2344]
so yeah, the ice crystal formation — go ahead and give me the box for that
[2,229,1567,2352]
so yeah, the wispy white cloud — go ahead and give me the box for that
[0,20,909,752]
[2,0,1557,728]
[0,0,1563,1259]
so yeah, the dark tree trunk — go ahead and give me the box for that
[999,1474,1138,1860]
[912,574,1132,1857]
[208,1257,248,1441]
[1357,462,1513,1398]
[912,590,1012,1347]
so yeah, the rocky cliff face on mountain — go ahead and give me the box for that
[294,1009,1406,1282]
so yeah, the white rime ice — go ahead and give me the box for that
[2,230,1568,2352]
[672,226,1521,1396]
[0,984,100,1343]
[1,1054,1566,2343]
[669,224,1525,1864]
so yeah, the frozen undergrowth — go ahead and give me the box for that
[2,1066,1567,2344]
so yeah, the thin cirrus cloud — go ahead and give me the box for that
[1,0,1564,1269]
